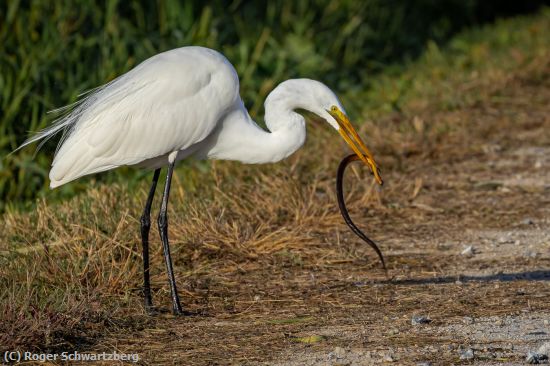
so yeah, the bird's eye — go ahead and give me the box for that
[331,106,338,112]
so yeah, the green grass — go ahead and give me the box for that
[0,9,548,352]
[2,0,543,210]
[359,10,550,116]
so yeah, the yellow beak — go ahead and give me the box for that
[328,106,383,185]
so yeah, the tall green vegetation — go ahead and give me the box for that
[0,0,543,210]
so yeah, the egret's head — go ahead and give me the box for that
[308,81,382,185]
[267,79,383,184]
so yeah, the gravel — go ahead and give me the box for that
[412,315,432,325]
[526,350,549,364]
[461,245,475,256]
[459,348,474,360]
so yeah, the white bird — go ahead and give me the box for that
[19,46,382,315]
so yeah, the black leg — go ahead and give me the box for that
[140,168,161,313]
[158,160,184,315]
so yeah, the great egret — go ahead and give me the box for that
[18,46,383,315]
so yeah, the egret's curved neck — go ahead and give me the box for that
[264,79,318,133]
[202,79,334,164]
[204,81,316,164]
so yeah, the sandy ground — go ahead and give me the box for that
[263,143,550,366]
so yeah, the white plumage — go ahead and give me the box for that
[43,47,240,186]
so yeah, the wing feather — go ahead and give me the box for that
[48,47,239,187]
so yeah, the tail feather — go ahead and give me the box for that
[14,95,93,156]
[13,77,120,157]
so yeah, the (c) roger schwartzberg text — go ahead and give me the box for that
[3,351,140,363]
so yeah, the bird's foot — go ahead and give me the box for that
[172,303,193,316]
[172,308,194,316]
[143,295,156,313]
[144,304,160,316]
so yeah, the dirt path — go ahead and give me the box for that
[67,69,550,365]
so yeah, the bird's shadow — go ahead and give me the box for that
[378,269,550,286]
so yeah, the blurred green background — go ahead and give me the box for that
[0,0,545,211]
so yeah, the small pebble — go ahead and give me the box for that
[459,348,474,360]
[461,246,475,256]
[383,353,396,362]
[417,362,432,366]
[329,346,346,359]
[463,316,474,325]
[387,328,399,336]
[522,218,535,225]
[498,236,509,244]
[412,315,432,325]
[526,350,549,364]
